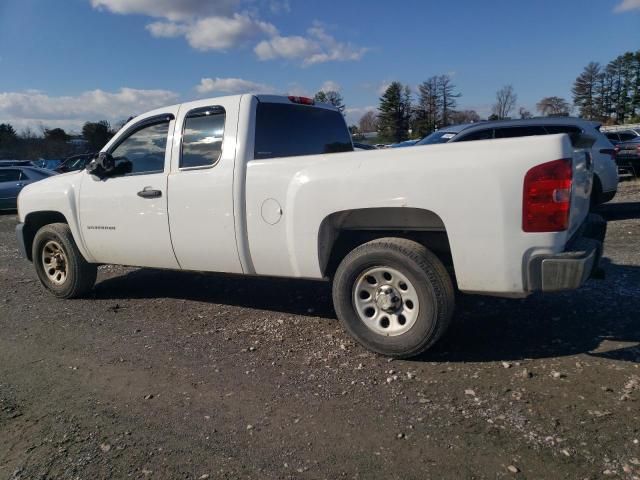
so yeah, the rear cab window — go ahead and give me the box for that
[254,102,353,160]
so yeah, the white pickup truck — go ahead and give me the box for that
[16,94,606,358]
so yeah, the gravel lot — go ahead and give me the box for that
[1,181,639,480]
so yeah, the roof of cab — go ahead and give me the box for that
[255,94,340,111]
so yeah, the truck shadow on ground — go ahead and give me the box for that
[93,258,640,365]
[428,258,640,364]
[596,201,640,221]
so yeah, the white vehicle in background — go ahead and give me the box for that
[417,117,619,206]
[16,95,605,358]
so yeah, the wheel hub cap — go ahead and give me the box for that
[375,285,402,312]
[353,266,420,337]
[42,240,68,285]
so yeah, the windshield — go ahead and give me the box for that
[26,168,57,178]
[416,131,458,145]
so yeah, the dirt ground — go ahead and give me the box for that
[1,181,639,480]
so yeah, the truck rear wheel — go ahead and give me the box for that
[32,223,97,298]
[332,238,455,358]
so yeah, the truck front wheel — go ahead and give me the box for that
[332,238,455,358]
[32,223,97,298]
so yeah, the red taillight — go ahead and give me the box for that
[523,159,573,233]
[288,95,315,105]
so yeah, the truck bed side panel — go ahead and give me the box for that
[244,134,586,295]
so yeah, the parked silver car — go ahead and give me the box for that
[605,129,639,145]
[417,118,619,205]
[0,167,57,210]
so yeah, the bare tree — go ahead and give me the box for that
[518,107,533,119]
[492,85,517,119]
[536,96,571,116]
[314,90,345,113]
[437,75,461,126]
[358,110,378,132]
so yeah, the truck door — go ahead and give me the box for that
[167,97,243,273]
[78,111,180,269]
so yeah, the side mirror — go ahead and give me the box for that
[86,152,116,178]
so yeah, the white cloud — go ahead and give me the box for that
[90,0,239,21]
[0,88,178,132]
[255,35,315,61]
[614,0,640,11]
[196,77,275,94]
[254,25,367,66]
[146,14,276,51]
[285,83,310,97]
[91,1,368,64]
[268,0,291,14]
[319,80,341,92]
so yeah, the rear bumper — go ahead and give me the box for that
[527,214,606,292]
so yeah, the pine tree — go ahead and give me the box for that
[414,77,439,137]
[572,62,601,120]
[377,82,411,143]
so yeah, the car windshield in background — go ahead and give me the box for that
[254,103,353,160]
[416,131,458,145]
[27,168,57,178]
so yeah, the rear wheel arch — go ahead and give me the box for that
[318,207,454,279]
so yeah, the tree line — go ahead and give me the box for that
[0,120,120,160]
[364,49,640,143]
[367,78,579,143]
[572,50,640,124]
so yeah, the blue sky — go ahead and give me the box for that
[0,0,639,132]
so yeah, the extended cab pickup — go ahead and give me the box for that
[16,94,606,358]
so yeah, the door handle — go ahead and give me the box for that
[137,187,162,198]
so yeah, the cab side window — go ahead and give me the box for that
[180,107,226,169]
[455,129,494,142]
[110,120,170,175]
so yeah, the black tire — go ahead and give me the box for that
[32,223,97,298]
[332,238,455,358]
